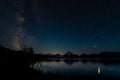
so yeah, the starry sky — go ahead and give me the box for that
[0,0,120,54]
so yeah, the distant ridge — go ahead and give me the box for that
[0,45,120,58]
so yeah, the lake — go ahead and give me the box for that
[30,58,120,80]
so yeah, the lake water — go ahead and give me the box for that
[30,59,120,80]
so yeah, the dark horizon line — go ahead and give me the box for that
[1,44,120,59]
[1,44,120,55]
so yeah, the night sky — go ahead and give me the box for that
[0,0,120,54]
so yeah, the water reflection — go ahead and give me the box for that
[98,67,100,75]
[30,59,120,79]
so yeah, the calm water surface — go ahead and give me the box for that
[30,59,120,80]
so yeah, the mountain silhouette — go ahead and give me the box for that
[1,45,120,80]
[63,51,79,58]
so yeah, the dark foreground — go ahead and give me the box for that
[2,57,120,80]
[1,46,120,80]
[2,58,120,80]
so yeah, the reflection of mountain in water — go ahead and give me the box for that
[38,59,120,65]
[1,45,120,80]
[1,45,120,66]
[63,59,79,65]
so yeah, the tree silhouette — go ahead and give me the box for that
[29,47,34,54]
[22,45,34,54]
[23,45,27,52]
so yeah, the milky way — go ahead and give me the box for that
[0,0,120,54]
[12,0,25,50]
